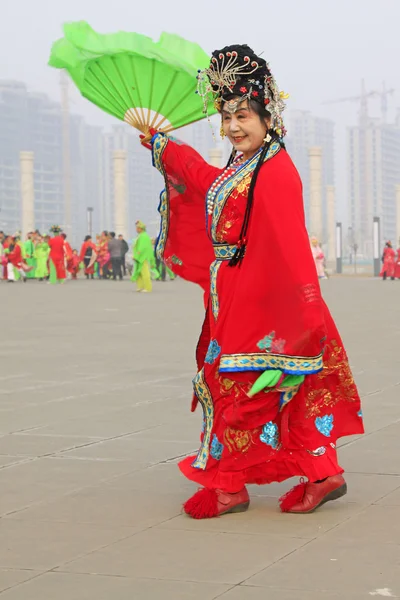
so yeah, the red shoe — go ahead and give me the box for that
[183,487,250,519]
[279,475,347,514]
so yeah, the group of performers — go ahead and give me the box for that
[380,241,400,280]
[0,223,176,290]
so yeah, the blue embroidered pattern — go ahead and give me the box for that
[210,434,224,460]
[205,339,221,365]
[315,414,334,437]
[307,446,327,456]
[357,410,363,418]
[260,421,279,449]
[219,353,323,374]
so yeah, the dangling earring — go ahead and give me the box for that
[220,123,225,139]
[263,130,272,143]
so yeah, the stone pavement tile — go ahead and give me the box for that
[377,485,400,506]
[0,519,138,571]
[0,434,95,457]
[159,496,365,540]
[335,472,400,504]
[0,569,43,594]
[246,539,400,594]
[319,505,400,544]
[0,457,26,469]
[217,586,383,600]
[0,456,140,516]
[60,434,195,466]
[7,485,182,528]
[0,572,230,600]
[100,462,196,495]
[58,528,307,584]
[339,423,400,475]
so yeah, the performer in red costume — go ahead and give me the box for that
[380,241,396,280]
[79,235,97,279]
[394,245,400,279]
[48,225,66,283]
[142,44,363,518]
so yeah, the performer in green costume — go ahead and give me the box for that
[131,221,158,292]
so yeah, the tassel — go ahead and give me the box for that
[279,478,307,513]
[183,488,218,519]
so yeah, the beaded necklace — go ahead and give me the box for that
[206,154,245,215]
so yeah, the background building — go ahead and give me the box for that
[348,117,400,256]
[286,109,335,241]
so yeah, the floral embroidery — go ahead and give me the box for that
[205,339,221,364]
[210,434,224,460]
[302,283,320,304]
[257,332,276,351]
[315,414,334,437]
[357,410,363,418]
[260,421,279,449]
[210,261,222,321]
[307,446,327,456]
[305,340,358,418]
[220,353,323,374]
[171,255,183,266]
[224,427,259,453]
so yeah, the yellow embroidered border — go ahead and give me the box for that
[213,244,237,260]
[210,260,222,321]
[191,369,214,470]
[210,141,281,241]
[219,352,324,374]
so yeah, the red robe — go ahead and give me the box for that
[48,235,66,280]
[380,246,396,278]
[393,249,400,279]
[152,133,363,492]
[79,241,97,275]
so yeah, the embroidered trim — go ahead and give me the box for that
[205,339,221,364]
[315,414,334,437]
[260,421,279,449]
[209,140,281,241]
[213,244,237,260]
[210,434,224,460]
[155,189,168,262]
[210,261,222,321]
[191,369,214,470]
[152,133,169,173]
[219,353,323,374]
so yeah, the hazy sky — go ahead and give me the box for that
[1,0,399,218]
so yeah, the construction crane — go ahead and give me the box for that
[322,80,395,125]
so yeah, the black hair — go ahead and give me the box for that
[84,235,91,241]
[110,232,116,238]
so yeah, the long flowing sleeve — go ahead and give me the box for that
[151,133,221,294]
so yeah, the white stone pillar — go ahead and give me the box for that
[113,150,127,238]
[208,147,223,168]
[20,151,35,236]
[326,185,336,262]
[396,184,400,248]
[309,147,323,241]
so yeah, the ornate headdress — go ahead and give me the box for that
[50,225,61,234]
[197,44,288,137]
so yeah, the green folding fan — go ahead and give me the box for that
[49,21,216,136]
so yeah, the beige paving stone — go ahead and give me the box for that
[0,457,26,469]
[58,527,307,583]
[318,504,400,544]
[0,572,230,600]
[340,422,400,475]
[7,485,183,527]
[0,519,138,571]
[0,434,95,457]
[377,485,400,506]
[217,586,388,599]
[246,539,400,593]
[0,569,43,594]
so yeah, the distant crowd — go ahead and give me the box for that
[0,222,175,292]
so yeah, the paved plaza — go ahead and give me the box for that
[0,277,399,599]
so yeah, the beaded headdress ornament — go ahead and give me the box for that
[197,45,289,137]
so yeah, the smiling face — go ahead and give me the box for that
[221,98,270,160]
